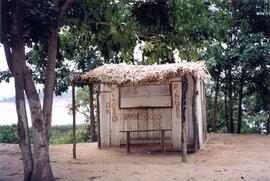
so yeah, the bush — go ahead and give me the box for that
[0,124,20,143]
[0,124,92,144]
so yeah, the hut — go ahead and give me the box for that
[71,61,209,158]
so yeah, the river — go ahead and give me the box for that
[0,99,84,126]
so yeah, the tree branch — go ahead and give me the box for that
[59,0,75,17]
[94,21,160,37]
[66,18,161,40]
[76,109,90,119]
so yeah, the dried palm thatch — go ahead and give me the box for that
[71,61,210,86]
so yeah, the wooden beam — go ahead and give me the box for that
[96,84,101,149]
[120,129,172,133]
[192,76,199,152]
[202,83,207,141]
[161,129,165,152]
[72,83,76,159]
[88,82,96,141]
[126,131,131,153]
[181,76,188,163]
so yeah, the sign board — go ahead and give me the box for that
[119,85,172,108]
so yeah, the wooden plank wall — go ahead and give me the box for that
[112,85,173,146]
[119,85,171,108]
[120,96,171,108]
[110,85,124,146]
[99,84,111,147]
[137,109,148,141]
[157,108,172,141]
[99,79,206,149]
[120,108,172,144]
[121,109,139,144]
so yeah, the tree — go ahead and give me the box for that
[131,0,212,63]
[1,0,144,179]
[203,0,270,134]
[1,0,77,180]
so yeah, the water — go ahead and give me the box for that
[0,100,85,126]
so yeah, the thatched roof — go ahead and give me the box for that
[72,61,210,86]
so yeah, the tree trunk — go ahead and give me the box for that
[212,75,220,133]
[15,83,33,181]
[24,69,55,181]
[43,27,58,144]
[5,43,33,181]
[236,71,244,134]
[89,83,96,141]
[267,111,270,135]
[5,6,33,180]
[142,49,145,65]
[181,76,188,162]
[224,71,230,133]
[228,68,234,133]
[12,3,54,180]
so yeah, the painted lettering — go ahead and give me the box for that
[173,82,181,118]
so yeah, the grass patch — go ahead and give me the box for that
[0,124,92,144]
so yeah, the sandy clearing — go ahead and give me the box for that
[0,133,270,181]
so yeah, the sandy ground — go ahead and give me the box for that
[0,133,270,181]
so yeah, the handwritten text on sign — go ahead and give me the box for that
[173,82,181,118]
[121,112,162,121]
[111,87,118,122]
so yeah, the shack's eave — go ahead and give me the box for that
[71,61,210,86]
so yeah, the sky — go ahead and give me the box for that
[0,45,16,99]
[0,45,84,126]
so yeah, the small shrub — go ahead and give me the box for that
[0,124,20,144]
[0,124,92,144]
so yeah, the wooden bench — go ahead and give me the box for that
[120,129,172,153]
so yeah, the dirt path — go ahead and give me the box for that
[0,134,270,181]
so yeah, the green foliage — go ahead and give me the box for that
[143,40,174,64]
[241,116,268,134]
[0,124,91,144]
[0,70,12,83]
[203,0,270,133]
[0,125,19,144]
[132,1,171,32]
[26,41,71,96]
[23,1,58,45]
[131,0,213,62]
[50,124,91,144]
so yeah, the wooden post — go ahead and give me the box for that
[202,83,207,141]
[72,83,76,159]
[181,76,188,163]
[126,131,131,153]
[161,129,165,152]
[88,82,96,141]
[192,76,199,152]
[96,84,101,149]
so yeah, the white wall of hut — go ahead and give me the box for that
[99,75,207,150]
